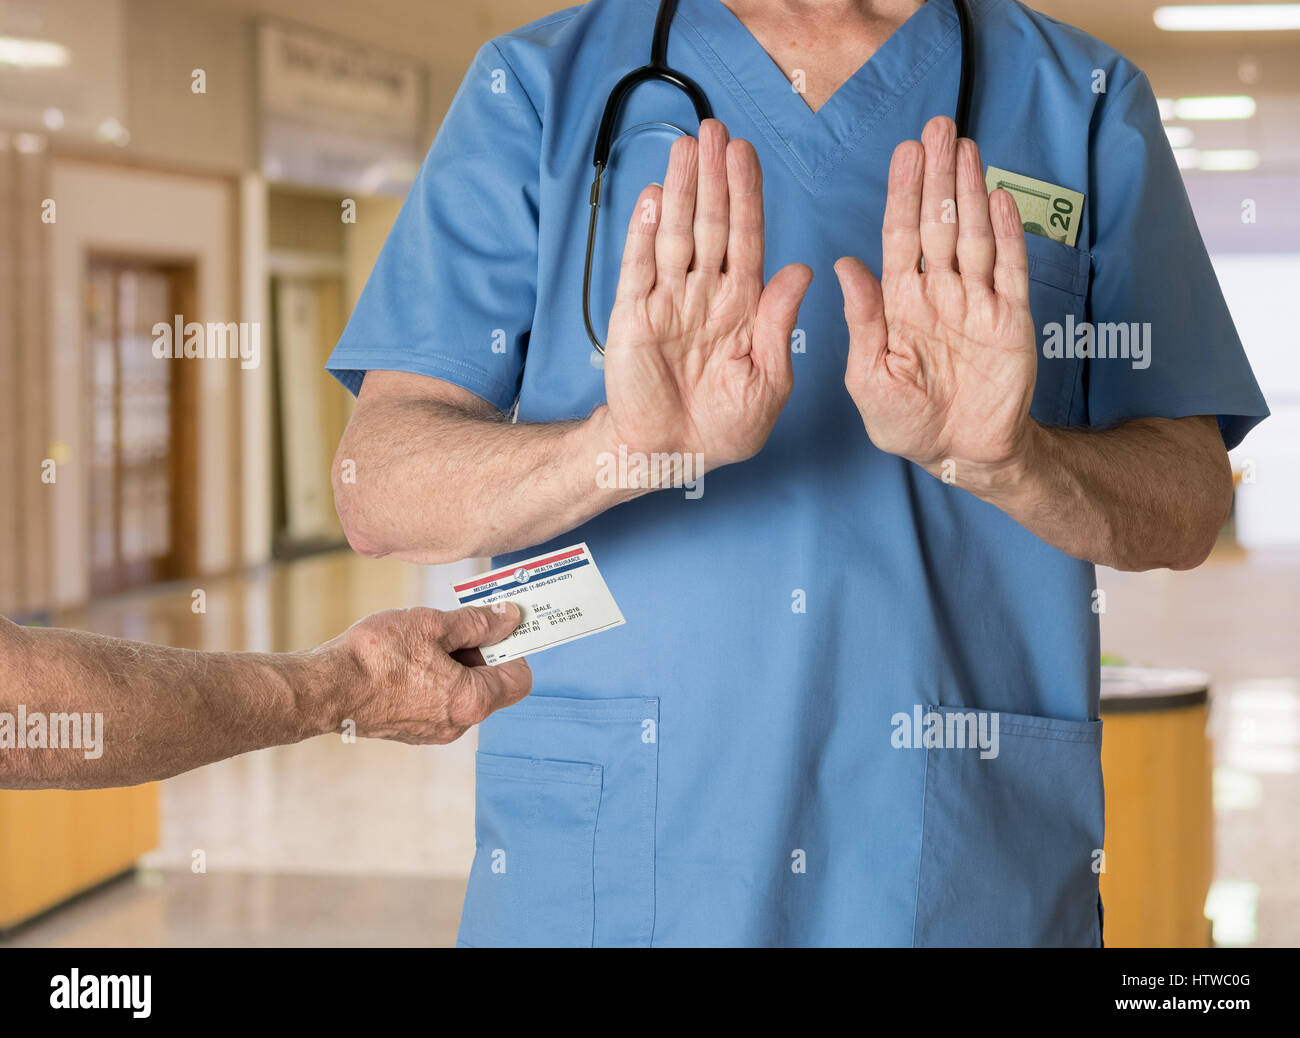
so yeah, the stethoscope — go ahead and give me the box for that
[583,0,976,355]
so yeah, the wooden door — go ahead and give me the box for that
[84,258,197,596]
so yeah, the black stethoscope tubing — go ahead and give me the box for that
[583,0,975,354]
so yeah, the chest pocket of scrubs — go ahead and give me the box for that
[912,706,1104,948]
[458,695,660,948]
[1024,233,1091,427]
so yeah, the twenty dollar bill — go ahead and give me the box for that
[985,165,1084,248]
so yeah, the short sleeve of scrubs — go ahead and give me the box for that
[326,42,539,411]
[1086,69,1268,450]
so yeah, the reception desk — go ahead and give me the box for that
[0,783,158,931]
[1099,667,1214,948]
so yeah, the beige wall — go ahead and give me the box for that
[115,0,446,176]
[334,193,404,429]
[5,0,443,176]
[0,140,51,617]
[122,0,256,174]
[344,195,404,314]
[269,190,347,254]
[0,0,127,142]
[240,173,272,569]
[335,191,403,415]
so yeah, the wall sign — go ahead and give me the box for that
[258,20,424,196]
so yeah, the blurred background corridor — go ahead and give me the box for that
[0,0,1297,947]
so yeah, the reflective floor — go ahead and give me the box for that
[2,870,467,948]
[3,546,1298,947]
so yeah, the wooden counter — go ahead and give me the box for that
[0,783,158,931]
[1099,667,1214,948]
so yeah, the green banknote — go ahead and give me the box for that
[984,165,1085,248]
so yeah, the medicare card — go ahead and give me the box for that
[450,543,625,665]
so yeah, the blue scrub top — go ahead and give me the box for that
[328,0,1268,947]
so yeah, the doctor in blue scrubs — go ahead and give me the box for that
[327,0,1267,946]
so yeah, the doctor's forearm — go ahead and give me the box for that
[968,415,1232,571]
[333,377,640,563]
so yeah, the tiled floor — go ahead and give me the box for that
[3,547,1297,947]
[2,870,468,948]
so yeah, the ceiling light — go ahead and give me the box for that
[1197,149,1261,170]
[0,36,70,68]
[1155,4,1300,31]
[95,117,130,147]
[1164,125,1195,147]
[1172,95,1257,119]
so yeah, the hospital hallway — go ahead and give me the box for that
[2,545,1298,948]
[2,0,1299,962]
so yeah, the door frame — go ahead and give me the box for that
[82,252,200,595]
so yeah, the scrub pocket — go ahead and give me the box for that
[458,695,660,948]
[912,706,1104,948]
[1025,233,1091,427]
[461,753,601,947]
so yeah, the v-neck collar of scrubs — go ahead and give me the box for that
[664,0,966,191]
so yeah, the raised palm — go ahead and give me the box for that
[836,117,1037,482]
[603,120,813,472]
